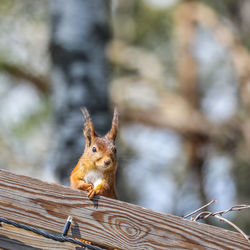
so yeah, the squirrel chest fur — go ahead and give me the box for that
[70,107,118,199]
[84,169,103,188]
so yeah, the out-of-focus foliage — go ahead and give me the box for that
[0,0,50,177]
[110,0,250,233]
[0,0,250,234]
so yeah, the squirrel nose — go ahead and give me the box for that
[104,160,111,166]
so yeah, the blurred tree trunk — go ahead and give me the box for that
[47,0,111,183]
[175,2,208,207]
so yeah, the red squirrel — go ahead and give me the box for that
[70,107,118,199]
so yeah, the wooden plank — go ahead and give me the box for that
[0,224,79,249]
[0,169,249,249]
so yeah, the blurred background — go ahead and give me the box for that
[0,0,250,233]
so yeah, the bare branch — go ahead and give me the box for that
[0,62,49,93]
[194,204,250,220]
[213,215,250,244]
[187,204,250,244]
[183,200,216,219]
[193,211,212,221]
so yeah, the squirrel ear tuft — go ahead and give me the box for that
[107,107,118,141]
[81,107,95,146]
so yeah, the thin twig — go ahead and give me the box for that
[190,204,250,244]
[193,211,211,221]
[183,200,216,219]
[193,204,250,220]
[214,215,250,244]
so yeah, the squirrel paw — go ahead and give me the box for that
[88,189,95,199]
[78,182,93,191]
[87,185,93,191]
[88,189,100,199]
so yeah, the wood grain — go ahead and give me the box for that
[0,169,249,249]
[0,224,78,249]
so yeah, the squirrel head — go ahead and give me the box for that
[81,107,118,171]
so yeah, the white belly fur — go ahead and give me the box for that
[84,170,103,188]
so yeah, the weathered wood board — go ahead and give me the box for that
[0,223,79,249]
[0,169,249,249]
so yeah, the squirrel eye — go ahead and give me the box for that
[92,147,97,153]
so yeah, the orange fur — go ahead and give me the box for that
[70,107,118,199]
